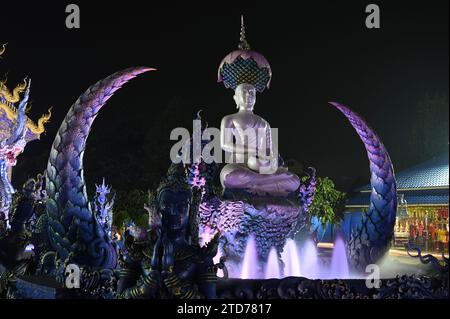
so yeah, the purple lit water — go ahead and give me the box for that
[281,239,301,277]
[241,235,259,279]
[228,236,351,280]
[265,247,281,279]
[330,237,349,279]
[300,240,319,279]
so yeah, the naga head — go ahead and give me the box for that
[0,78,30,166]
[0,78,52,166]
[0,45,51,167]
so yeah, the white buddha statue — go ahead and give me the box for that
[217,17,300,197]
[219,83,300,197]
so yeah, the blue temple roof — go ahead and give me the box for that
[357,153,449,191]
[348,153,449,207]
[346,188,449,207]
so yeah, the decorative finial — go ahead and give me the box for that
[196,109,203,120]
[238,16,251,51]
[0,43,7,57]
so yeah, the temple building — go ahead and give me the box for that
[344,153,449,254]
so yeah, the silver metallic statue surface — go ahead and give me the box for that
[218,17,300,197]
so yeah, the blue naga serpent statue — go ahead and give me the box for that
[329,102,397,272]
[45,67,153,270]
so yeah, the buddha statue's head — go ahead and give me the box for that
[234,83,256,112]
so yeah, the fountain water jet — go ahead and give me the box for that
[330,237,350,279]
[301,240,319,279]
[265,247,281,279]
[281,239,301,277]
[241,235,259,279]
[234,236,350,279]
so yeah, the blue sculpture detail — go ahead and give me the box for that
[330,102,397,271]
[93,178,115,238]
[45,67,153,269]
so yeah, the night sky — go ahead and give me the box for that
[2,1,449,194]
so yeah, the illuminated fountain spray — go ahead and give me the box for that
[241,235,259,279]
[281,239,301,277]
[300,239,319,279]
[330,237,349,279]
[233,236,351,279]
[265,247,281,279]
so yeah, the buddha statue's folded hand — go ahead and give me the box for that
[248,153,278,174]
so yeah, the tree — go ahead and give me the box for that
[306,176,346,228]
[112,189,149,230]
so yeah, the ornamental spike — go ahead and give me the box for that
[238,15,251,51]
[7,78,30,145]
[0,43,7,57]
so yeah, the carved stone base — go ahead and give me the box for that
[201,190,303,264]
